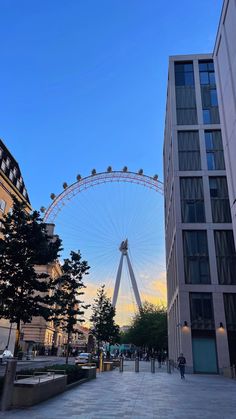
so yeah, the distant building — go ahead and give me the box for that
[214,0,236,247]
[0,139,31,353]
[164,54,236,373]
[120,325,130,333]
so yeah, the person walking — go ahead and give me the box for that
[177,353,186,379]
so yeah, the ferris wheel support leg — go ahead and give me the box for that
[126,253,142,310]
[112,253,124,307]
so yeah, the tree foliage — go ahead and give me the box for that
[90,285,120,346]
[53,251,90,363]
[0,196,62,355]
[121,302,167,351]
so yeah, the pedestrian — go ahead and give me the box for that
[177,353,186,379]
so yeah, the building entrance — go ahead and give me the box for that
[192,337,218,373]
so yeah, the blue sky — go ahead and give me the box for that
[0,0,223,323]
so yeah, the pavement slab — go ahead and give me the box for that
[1,365,236,419]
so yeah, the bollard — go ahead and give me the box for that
[1,359,17,411]
[99,352,103,372]
[167,359,171,374]
[119,357,124,372]
[151,358,155,373]
[135,357,139,373]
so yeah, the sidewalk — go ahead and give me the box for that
[1,368,236,418]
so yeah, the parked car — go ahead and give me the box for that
[0,349,13,363]
[75,352,91,365]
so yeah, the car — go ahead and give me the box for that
[75,352,91,364]
[0,349,13,363]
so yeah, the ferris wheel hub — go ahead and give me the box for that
[119,239,128,254]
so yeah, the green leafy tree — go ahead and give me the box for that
[121,302,167,351]
[53,251,90,364]
[90,285,120,352]
[0,196,62,356]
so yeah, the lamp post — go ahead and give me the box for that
[6,323,13,348]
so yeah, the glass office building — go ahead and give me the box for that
[163,54,236,373]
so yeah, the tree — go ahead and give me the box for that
[53,251,90,364]
[0,196,62,356]
[121,302,167,352]
[90,285,120,352]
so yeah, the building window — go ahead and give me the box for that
[224,294,236,331]
[1,160,6,172]
[203,109,211,124]
[0,199,6,213]
[23,188,27,197]
[214,230,236,285]
[199,60,220,124]
[183,230,210,284]
[13,167,17,176]
[16,179,21,190]
[175,62,194,86]
[175,61,197,125]
[180,177,205,222]
[9,170,14,181]
[210,89,218,106]
[0,148,3,158]
[190,293,215,329]
[178,131,201,171]
[6,157,10,168]
[209,177,231,222]
[205,131,225,170]
[199,61,215,86]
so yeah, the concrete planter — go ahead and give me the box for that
[12,374,67,408]
[81,366,97,379]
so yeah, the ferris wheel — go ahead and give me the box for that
[41,167,165,325]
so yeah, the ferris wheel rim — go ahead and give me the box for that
[43,170,164,223]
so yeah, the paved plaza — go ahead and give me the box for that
[1,364,236,419]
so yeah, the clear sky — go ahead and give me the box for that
[0,0,223,324]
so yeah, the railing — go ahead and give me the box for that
[15,369,66,384]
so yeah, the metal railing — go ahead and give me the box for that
[15,369,66,384]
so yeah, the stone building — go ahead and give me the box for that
[214,0,236,247]
[0,139,31,353]
[163,54,236,373]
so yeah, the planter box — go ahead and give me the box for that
[12,374,67,408]
[103,362,114,372]
[81,366,96,379]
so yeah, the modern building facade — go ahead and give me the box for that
[0,139,31,353]
[214,0,236,247]
[164,54,236,373]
